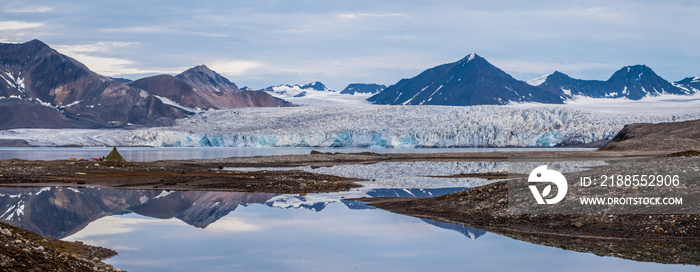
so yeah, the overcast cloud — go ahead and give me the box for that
[1,0,699,90]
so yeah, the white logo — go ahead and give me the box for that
[528,165,568,204]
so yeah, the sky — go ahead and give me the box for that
[1,0,700,91]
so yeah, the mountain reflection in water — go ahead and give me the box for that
[0,186,483,240]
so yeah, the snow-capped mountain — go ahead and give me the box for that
[605,65,689,99]
[340,83,386,95]
[263,81,333,97]
[129,65,291,110]
[0,40,190,129]
[530,71,609,98]
[368,53,565,106]
[302,81,332,92]
[532,66,691,100]
[263,81,371,106]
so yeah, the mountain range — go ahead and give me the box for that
[369,53,699,105]
[368,53,565,105]
[532,66,692,99]
[0,40,188,129]
[0,187,275,238]
[0,40,291,129]
[129,65,291,110]
[2,39,700,130]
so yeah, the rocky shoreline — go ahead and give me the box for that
[0,221,120,271]
[0,149,662,193]
[361,154,700,265]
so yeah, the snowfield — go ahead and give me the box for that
[2,94,700,148]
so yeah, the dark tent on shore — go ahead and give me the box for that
[105,147,125,162]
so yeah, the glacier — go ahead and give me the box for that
[2,96,700,148]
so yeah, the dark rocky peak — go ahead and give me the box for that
[301,81,330,91]
[340,83,386,95]
[176,64,238,92]
[549,71,573,80]
[607,65,657,82]
[0,39,49,61]
[605,64,685,99]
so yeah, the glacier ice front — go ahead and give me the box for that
[114,105,700,148]
[2,104,699,148]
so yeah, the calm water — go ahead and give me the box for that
[0,147,694,271]
[0,146,591,161]
[0,187,694,272]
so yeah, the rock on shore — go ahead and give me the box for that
[0,221,120,271]
[601,119,700,151]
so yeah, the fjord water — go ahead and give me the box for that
[0,147,695,271]
[0,146,590,161]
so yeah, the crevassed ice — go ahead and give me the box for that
[3,105,700,148]
[114,105,700,148]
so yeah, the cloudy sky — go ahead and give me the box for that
[1,0,699,90]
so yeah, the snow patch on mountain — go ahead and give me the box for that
[1,71,25,93]
[466,52,476,62]
[527,73,552,86]
[154,95,201,113]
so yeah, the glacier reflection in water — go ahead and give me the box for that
[228,160,608,189]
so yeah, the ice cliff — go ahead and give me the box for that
[6,104,693,148]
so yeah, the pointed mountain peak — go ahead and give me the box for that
[192,64,213,72]
[459,52,483,63]
[547,71,575,81]
[176,65,238,93]
[369,52,563,106]
[179,64,216,77]
[25,39,49,48]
